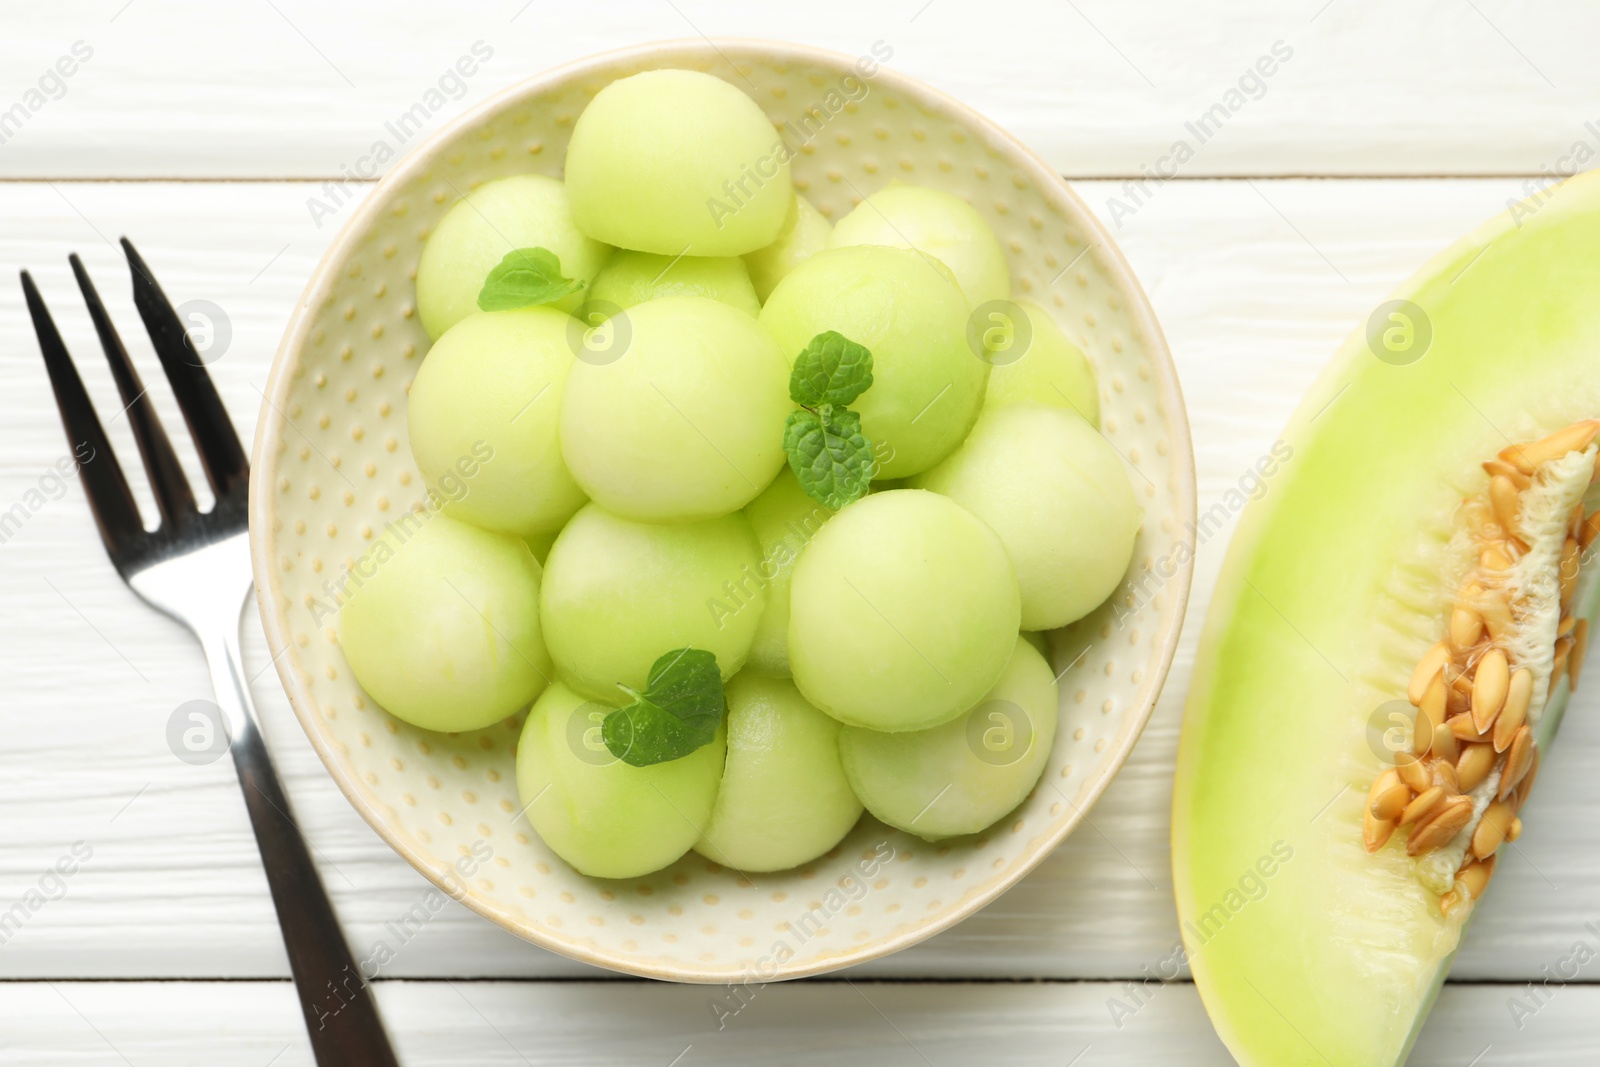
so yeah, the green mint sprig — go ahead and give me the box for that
[602,648,725,767]
[477,247,584,311]
[783,331,876,509]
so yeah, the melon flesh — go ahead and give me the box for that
[1173,170,1600,1066]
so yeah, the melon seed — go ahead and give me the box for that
[1497,727,1535,800]
[1367,769,1409,821]
[1471,800,1517,859]
[1489,475,1521,539]
[1459,854,1496,901]
[1449,606,1483,651]
[1492,668,1532,753]
[1396,751,1432,793]
[1400,786,1446,826]
[1470,648,1509,733]
[1482,459,1531,489]
[1408,645,1450,706]
[1363,807,1396,853]
[1502,419,1600,472]
[1406,796,1473,856]
[1457,743,1496,793]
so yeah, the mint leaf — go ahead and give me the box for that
[784,405,875,509]
[789,331,873,408]
[602,648,725,767]
[477,247,585,312]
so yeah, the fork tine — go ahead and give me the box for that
[120,238,249,497]
[21,270,146,561]
[69,254,197,527]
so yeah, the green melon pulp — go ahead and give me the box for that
[1173,170,1600,1067]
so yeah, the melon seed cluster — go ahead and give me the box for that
[1363,419,1600,916]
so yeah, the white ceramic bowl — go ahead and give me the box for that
[249,38,1195,982]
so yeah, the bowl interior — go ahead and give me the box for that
[250,39,1194,982]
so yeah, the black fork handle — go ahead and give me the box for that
[204,628,401,1065]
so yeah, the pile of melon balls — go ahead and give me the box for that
[337,69,1141,879]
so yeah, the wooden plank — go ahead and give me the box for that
[0,178,1597,983]
[3,0,1600,178]
[0,979,1594,1065]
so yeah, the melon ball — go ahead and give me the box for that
[339,513,551,733]
[828,182,1009,308]
[742,470,835,676]
[540,504,765,698]
[984,299,1100,426]
[415,174,610,339]
[588,250,761,318]
[695,673,862,872]
[559,296,789,522]
[760,246,986,479]
[840,635,1058,841]
[407,308,587,536]
[565,69,792,256]
[744,194,832,302]
[912,404,1140,630]
[517,682,725,879]
[788,489,1020,731]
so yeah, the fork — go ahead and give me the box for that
[22,240,400,1066]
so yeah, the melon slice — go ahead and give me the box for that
[1173,170,1600,1066]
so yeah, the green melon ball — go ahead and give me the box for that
[540,504,765,698]
[565,69,792,257]
[742,470,835,676]
[788,490,1020,731]
[839,635,1058,841]
[559,296,790,522]
[587,250,761,318]
[984,298,1100,426]
[760,246,987,479]
[694,673,862,872]
[744,194,831,302]
[912,404,1140,630]
[828,182,1009,308]
[516,681,725,879]
[415,174,610,339]
[339,513,551,733]
[407,308,587,537]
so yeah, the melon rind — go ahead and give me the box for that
[1173,170,1600,1066]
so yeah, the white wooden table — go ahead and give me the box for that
[4,2,1600,1062]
